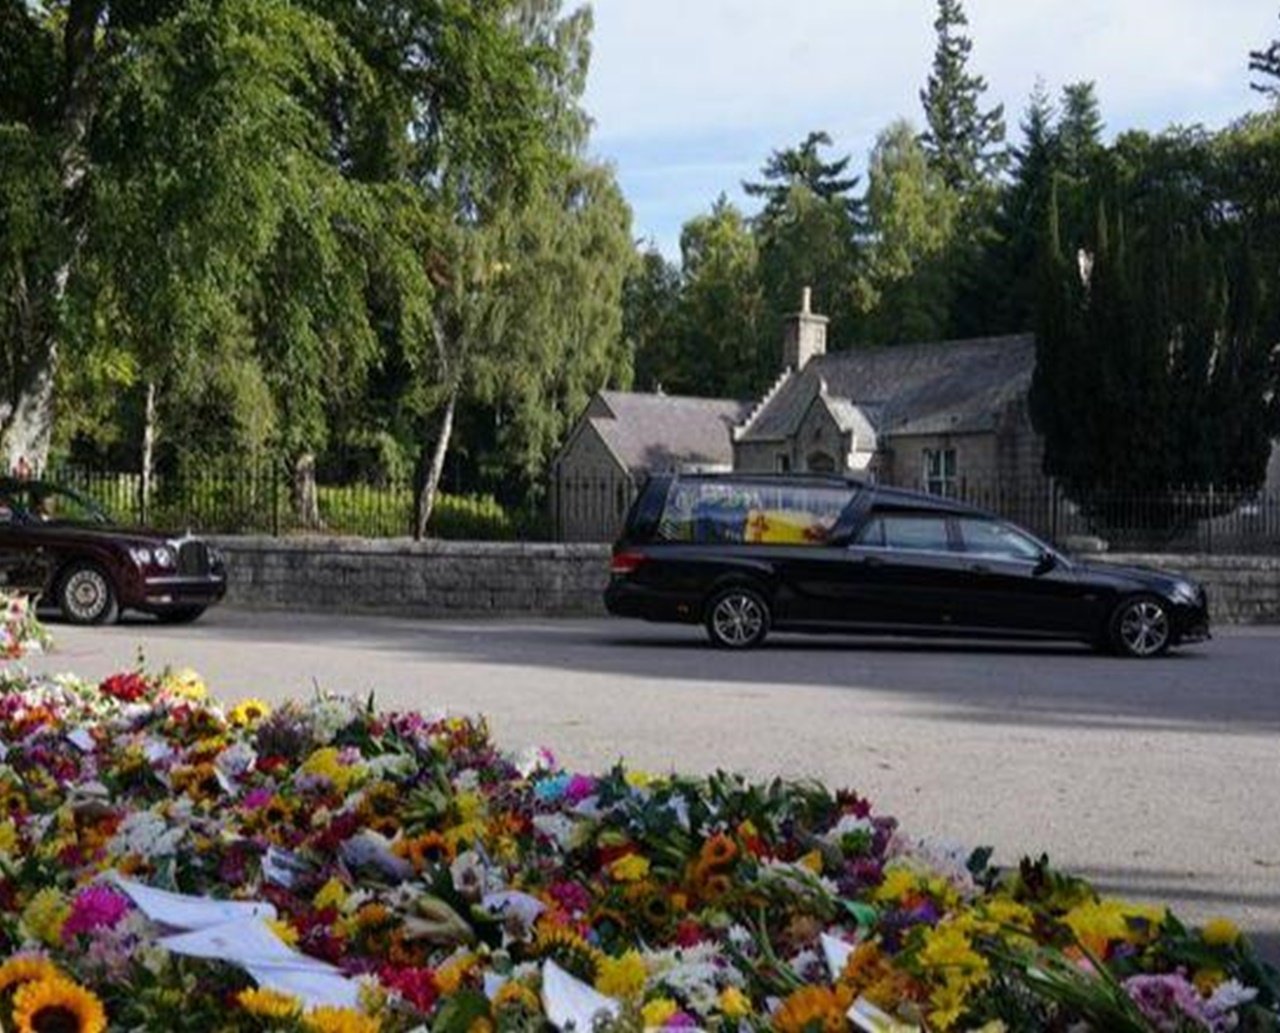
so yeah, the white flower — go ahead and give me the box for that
[1208,978,1258,1014]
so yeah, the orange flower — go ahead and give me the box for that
[699,833,738,869]
[772,985,854,1033]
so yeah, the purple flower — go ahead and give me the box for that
[564,775,596,805]
[242,787,273,810]
[1124,971,1218,1032]
[62,885,131,941]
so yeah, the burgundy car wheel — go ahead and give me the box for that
[58,564,119,625]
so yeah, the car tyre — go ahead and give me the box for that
[1108,594,1172,658]
[57,562,119,626]
[705,586,770,650]
[154,606,207,625]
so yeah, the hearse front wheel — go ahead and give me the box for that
[705,586,770,650]
[1109,594,1171,658]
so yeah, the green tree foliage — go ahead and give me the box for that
[855,120,957,343]
[745,131,863,351]
[625,247,682,392]
[1031,128,1280,506]
[919,0,1006,194]
[1058,82,1105,178]
[674,197,768,398]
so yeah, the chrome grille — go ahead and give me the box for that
[177,541,210,576]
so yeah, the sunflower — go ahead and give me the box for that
[530,922,603,982]
[11,977,107,1033]
[302,1005,381,1033]
[228,698,272,726]
[237,987,302,1020]
[771,985,854,1033]
[0,957,64,994]
[700,833,738,869]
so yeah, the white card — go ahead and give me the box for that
[821,933,856,980]
[113,875,277,928]
[541,960,619,1032]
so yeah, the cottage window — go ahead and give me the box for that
[775,454,791,473]
[923,448,957,496]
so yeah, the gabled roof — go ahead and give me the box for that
[587,391,751,474]
[735,334,1035,442]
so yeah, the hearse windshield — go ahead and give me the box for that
[656,479,856,545]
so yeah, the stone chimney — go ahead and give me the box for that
[782,286,828,370]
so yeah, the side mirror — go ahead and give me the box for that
[1033,551,1058,576]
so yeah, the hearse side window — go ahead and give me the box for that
[857,512,950,552]
[956,517,1042,561]
[657,480,854,545]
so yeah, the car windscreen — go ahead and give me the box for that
[656,480,855,545]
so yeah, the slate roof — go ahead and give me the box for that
[588,391,751,473]
[736,334,1035,442]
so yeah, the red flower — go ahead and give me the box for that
[379,965,438,1013]
[99,672,150,702]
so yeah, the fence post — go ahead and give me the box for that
[1206,483,1213,556]
[1048,476,1058,544]
[271,462,280,538]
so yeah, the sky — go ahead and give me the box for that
[582,0,1279,258]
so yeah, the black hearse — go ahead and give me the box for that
[604,473,1209,656]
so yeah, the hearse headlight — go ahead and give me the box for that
[1169,580,1199,605]
[128,546,152,567]
[153,545,176,569]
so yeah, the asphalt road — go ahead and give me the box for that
[18,609,1280,962]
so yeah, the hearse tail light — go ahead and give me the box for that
[610,551,648,576]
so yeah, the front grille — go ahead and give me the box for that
[177,541,210,577]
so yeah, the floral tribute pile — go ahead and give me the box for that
[0,666,1274,1033]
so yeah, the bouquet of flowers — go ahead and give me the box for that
[0,666,1273,1032]
[0,592,49,660]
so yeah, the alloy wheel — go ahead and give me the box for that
[710,591,766,648]
[1117,599,1170,658]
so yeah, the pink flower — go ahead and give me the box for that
[62,885,132,941]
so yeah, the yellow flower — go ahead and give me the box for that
[435,954,479,995]
[1194,968,1227,995]
[594,951,647,1000]
[873,867,918,903]
[301,748,365,793]
[163,668,207,701]
[772,986,853,1033]
[21,888,70,947]
[229,698,272,726]
[12,977,107,1033]
[1062,899,1166,956]
[267,917,300,947]
[918,922,988,985]
[314,877,349,913]
[1202,917,1240,947]
[493,982,541,1013]
[718,986,752,1018]
[303,1006,381,1033]
[624,769,655,788]
[608,854,650,882]
[798,849,824,874]
[641,997,679,1028]
[0,956,64,993]
[454,791,485,823]
[238,986,302,1019]
[928,977,970,1031]
[0,819,18,855]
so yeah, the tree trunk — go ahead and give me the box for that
[292,452,321,530]
[415,387,457,540]
[139,380,156,524]
[0,0,104,472]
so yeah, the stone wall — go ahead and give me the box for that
[210,537,610,616]
[208,537,1279,625]
[1101,554,1280,625]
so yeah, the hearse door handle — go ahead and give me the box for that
[968,563,992,574]
[857,555,883,568]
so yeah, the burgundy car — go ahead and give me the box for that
[0,478,226,624]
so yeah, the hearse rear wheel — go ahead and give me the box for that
[705,586,770,650]
[58,562,119,626]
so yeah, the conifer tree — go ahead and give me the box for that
[1058,82,1105,178]
[1250,14,1279,99]
[919,0,1007,193]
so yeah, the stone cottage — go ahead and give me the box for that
[552,290,1045,541]
[732,289,1043,492]
[550,391,750,541]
